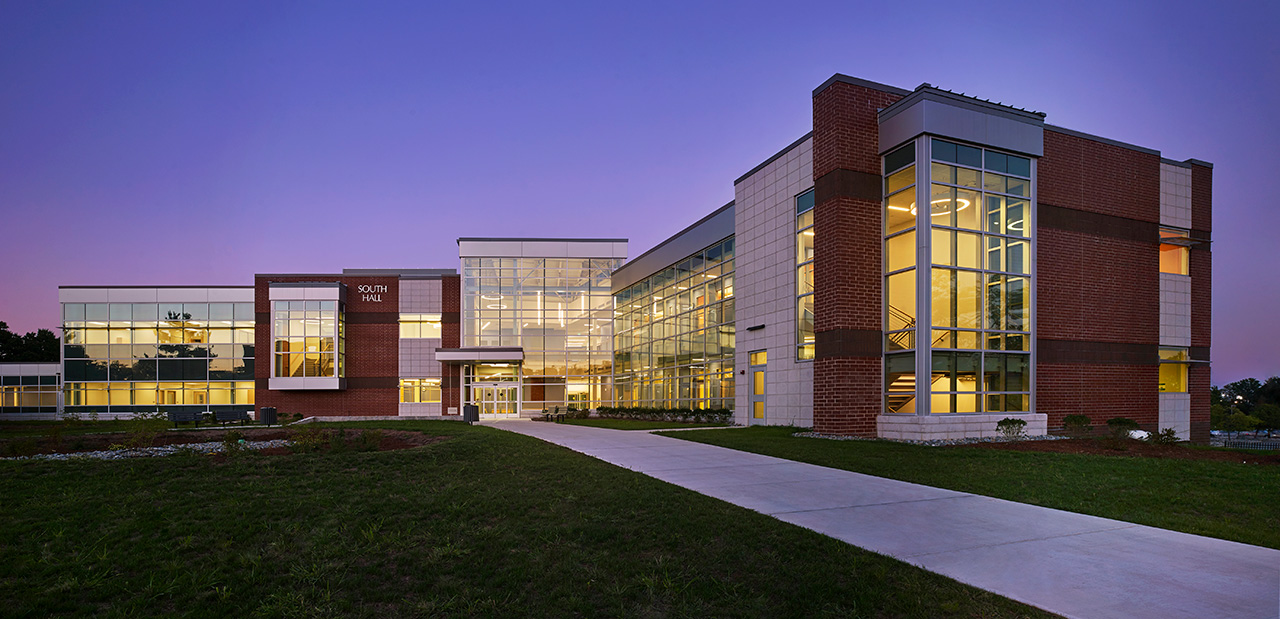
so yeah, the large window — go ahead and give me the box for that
[463,257,622,409]
[272,300,343,378]
[1159,348,1188,392]
[883,143,918,411]
[796,189,816,360]
[1160,228,1191,275]
[62,301,255,414]
[613,237,736,411]
[399,313,442,339]
[399,378,442,403]
[883,138,1034,414]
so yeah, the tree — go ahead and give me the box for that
[1223,378,1263,413]
[1223,410,1262,437]
[1253,402,1280,438]
[1210,403,1229,431]
[0,321,60,363]
[1260,376,1280,406]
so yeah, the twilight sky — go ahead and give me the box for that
[1,1,1276,385]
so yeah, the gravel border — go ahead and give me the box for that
[794,431,1068,447]
[1,439,291,462]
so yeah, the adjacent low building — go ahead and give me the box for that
[1,74,1211,441]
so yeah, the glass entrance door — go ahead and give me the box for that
[472,385,518,417]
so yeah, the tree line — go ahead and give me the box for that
[0,322,59,363]
[1212,376,1280,436]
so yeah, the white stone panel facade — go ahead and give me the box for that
[733,136,814,426]
[1160,162,1193,230]
[398,278,445,416]
[399,279,443,314]
[1158,392,1192,439]
[1159,273,1191,347]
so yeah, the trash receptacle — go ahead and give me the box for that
[462,404,479,424]
[259,406,278,426]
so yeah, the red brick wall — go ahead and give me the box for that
[1189,162,1213,440]
[1036,228,1159,344]
[811,80,903,435]
[255,275,400,417]
[1038,130,1161,221]
[1037,364,1160,427]
[813,81,902,179]
[1036,129,1163,429]
[813,358,881,435]
[441,275,462,414]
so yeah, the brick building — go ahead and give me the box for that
[14,74,1210,441]
[613,74,1210,441]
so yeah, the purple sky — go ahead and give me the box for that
[2,1,1276,385]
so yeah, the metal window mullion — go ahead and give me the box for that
[915,136,932,416]
[1028,158,1038,415]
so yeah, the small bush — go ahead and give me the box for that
[1062,414,1092,437]
[593,406,733,424]
[1105,417,1140,439]
[1147,428,1180,445]
[996,417,1027,440]
[329,429,349,453]
[3,438,39,457]
[45,424,65,446]
[289,425,326,453]
[124,426,160,450]
[223,430,250,456]
[355,430,383,452]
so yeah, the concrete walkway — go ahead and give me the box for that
[485,420,1280,619]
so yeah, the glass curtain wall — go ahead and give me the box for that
[796,190,816,360]
[0,377,58,413]
[272,301,344,378]
[462,257,621,410]
[63,302,255,414]
[613,237,736,410]
[883,138,1034,414]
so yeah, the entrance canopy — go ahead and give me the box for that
[435,347,524,364]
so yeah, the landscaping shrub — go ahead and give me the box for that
[355,430,383,452]
[1105,417,1140,439]
[996,417,1027,440]
[223,429,250,456]
[289,425,326,453]
[595,406,730,424]
[1147,428,1181,445]
[1062,414,1092,437]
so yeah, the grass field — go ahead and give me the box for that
[660,426,1280,550]
[558,418,732,431]
[0,421,1052,618]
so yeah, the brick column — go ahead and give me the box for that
[440,275,462,414]
[1189,162,1213,442]
[811,80,902,435]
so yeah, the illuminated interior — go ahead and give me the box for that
[883,138,1034,414]
[796,189,816,360]
[463,256,623,410]
[271,300,343,379]
[61,301,255,414]
[613,237,736,411]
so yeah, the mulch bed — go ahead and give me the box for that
[961,436,1280,465]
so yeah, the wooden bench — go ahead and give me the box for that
[168,410,201,428]
[214,410,252,426]
[540,407,567,423]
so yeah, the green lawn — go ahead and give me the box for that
[0,421,1052,618]
[559,418,733,431]
[660,426,1280,549]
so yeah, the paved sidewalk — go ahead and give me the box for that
[486,420,1280,619]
